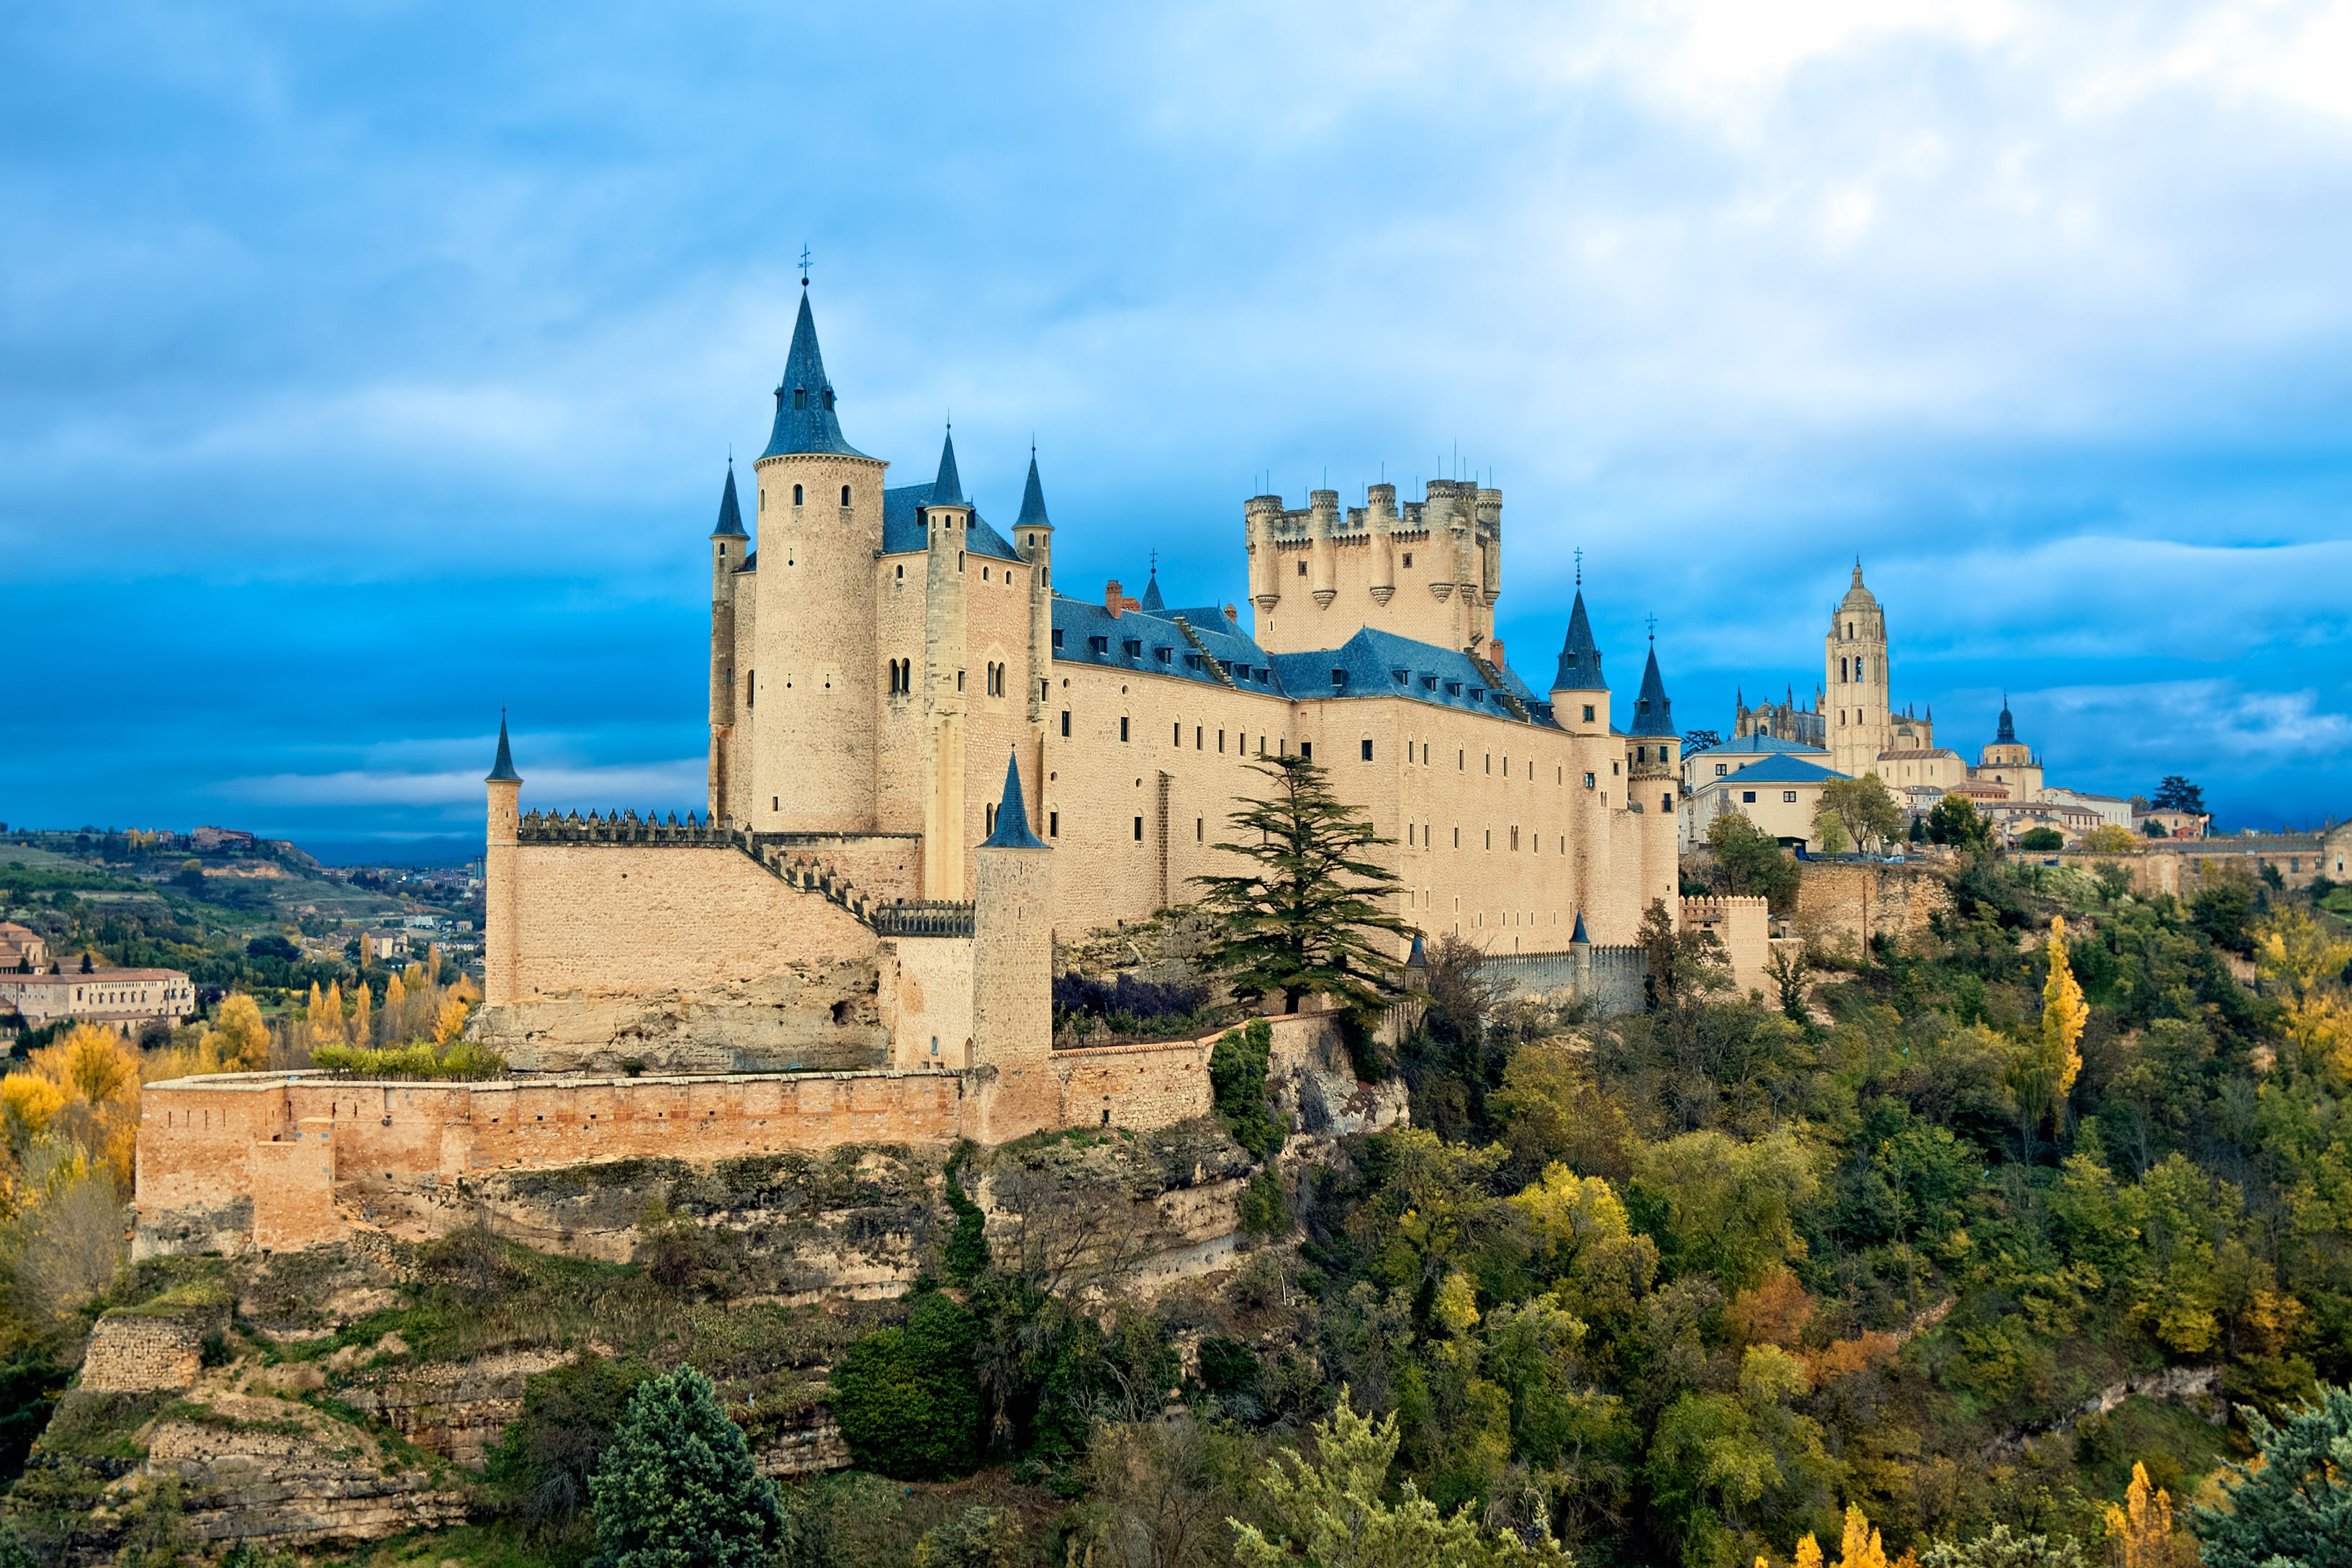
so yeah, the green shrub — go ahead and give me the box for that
[1238,1168,1289,1238]
[827,1289,982,1479]
[1209,1019,1284,1158]
[485,1352,654,1531]
[941,1145,991,1285]
[2018,827,2065,852]
[308,1038,506,1078]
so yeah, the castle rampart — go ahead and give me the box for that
[134,1011,1364,1257]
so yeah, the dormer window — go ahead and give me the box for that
[1330,668,1348,689]
[822,389,834,410]
[794,389,808,410]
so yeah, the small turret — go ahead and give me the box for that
[1628,640,1675,738]
[484,713,523,1008]
[971,751,1055,1137]
[981,749,1047,847]
[1138,566,1166,614]
[1550,589,1608,724]
[1017,449,1054,726]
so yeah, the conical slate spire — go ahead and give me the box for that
[980,751,1047,849]
[1138,569,1166,613]
[1628,643,1676,736]
[486,712,521,783]
[931,427,964,505]
[1551,590,1606,692]
[711,463,746,537]
[760,291,869,459]
[1014,452,1051,530]
[1571,910,1591,945]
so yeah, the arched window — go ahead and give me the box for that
[793,484,804,505]
[840,485,851,505]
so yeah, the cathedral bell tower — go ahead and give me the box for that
[1826,562,1891,780]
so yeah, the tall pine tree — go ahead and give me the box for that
[587,1364,783,1568]
[1191,755,1414,1017]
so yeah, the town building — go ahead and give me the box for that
[1685,752,1850,852]
[0,965,195,1033]
[0,922,48,973]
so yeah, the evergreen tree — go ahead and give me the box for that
[2150,777,2206,816]
[1193,755,1414,1015]
[587,1364,783,1568]
[2192,1385,2352,1568]
[828,1289,983,1479]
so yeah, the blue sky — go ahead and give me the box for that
[6,1,2349,860]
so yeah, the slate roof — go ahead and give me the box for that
[1627,644,1676,736]
[711,464,746,537]
[930,428,964,505]
[1047,599,1552,726]
[1693,734,1828,758]
[760,290,870,460]
[1014,454,1050,531]
[881,484,1023,562]
[1710,754,1847,788]
[1552,590,1606,692]
[980,752,1047,849]
[486,713,522,783]
[1137,572,1166,613]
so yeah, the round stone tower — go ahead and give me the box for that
[747,284,888,833]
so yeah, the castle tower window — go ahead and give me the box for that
[1297,560,1307,575]
[1195,817,1204,842]
[1132,816,1143,841]
[840,485,850,504]
[1403,552,1412,567]
[1361,739,1373,761]
[823,389,834,410]
[795,389,808,409]
[1048,811,1058,836]
[1173,721,1182,745]
[896,564,904,580]
[1119,716,1130,742]
[1060,711,1071,736]
[793,484,804,505]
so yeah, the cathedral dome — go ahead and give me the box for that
[1838,562,1879,610]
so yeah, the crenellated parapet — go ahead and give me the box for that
[518,808,740,847]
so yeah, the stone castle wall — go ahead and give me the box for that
[134,1014,1355,1256]
[1796,860,1954,957]
[81,1312,213,1393]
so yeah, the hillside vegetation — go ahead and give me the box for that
[1,852,2347,1567]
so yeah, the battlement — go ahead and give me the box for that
[1246,478,1501,545]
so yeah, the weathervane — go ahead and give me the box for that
[1645,613,1659,642]
[799,244,811,285]
[1574,546,1582,587]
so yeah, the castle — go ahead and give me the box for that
[133,284,1766,1258]
[475,283,1693,1073]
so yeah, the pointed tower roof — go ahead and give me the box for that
[711,463,746,537]
[1138,570,1166,613]
[486,712,521,783]
[760,289,870,460]
[1405,932,1428,970]
[1014,451,1051,530]
[930,427,964,505]
[1629,641,1676,736]
[1996,693,2017,744]
[1551,590,1606,692]
[980,751,1047,849]
[1571,910,1591,945]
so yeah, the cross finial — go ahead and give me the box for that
[799,244,811,285]
[1574,546,1582,587]
[1645,613,1658,641]
[1149,548,1158,574]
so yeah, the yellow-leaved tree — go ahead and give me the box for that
[2014,916,2089,1149]
[1789,1504,1911,1568]
[203,993,272,1073]
[2103,1462,2190,1568]
[1,1023,145,1188]
[2255,908,2352,1079]
[350,979,373,1046]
